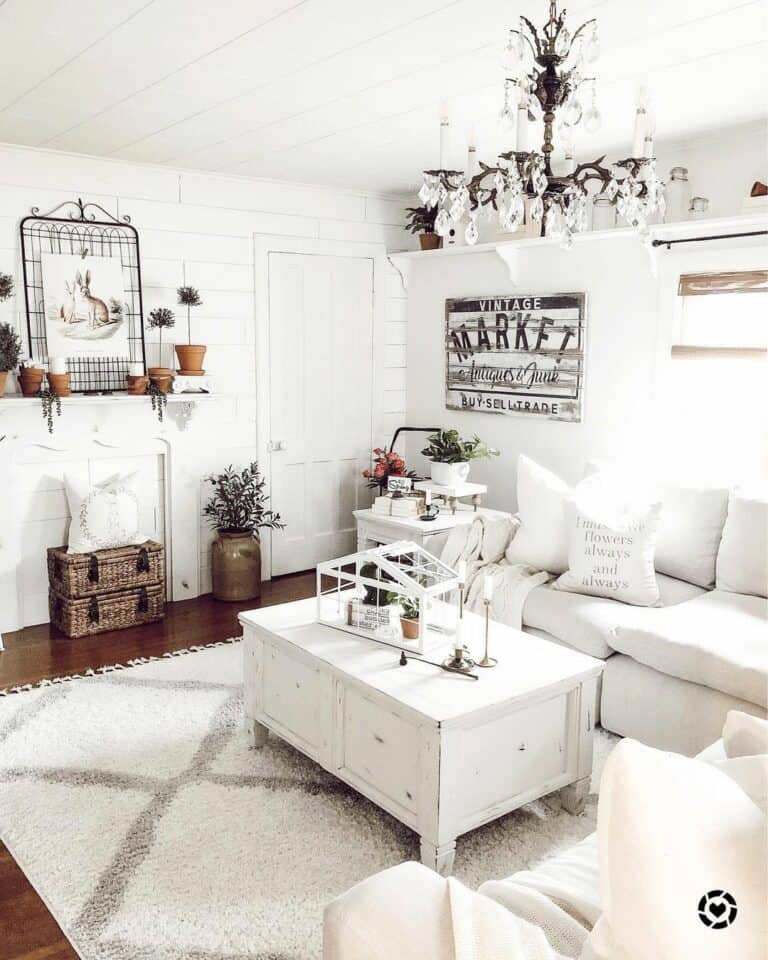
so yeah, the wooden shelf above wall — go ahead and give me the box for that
[387,213,768,288]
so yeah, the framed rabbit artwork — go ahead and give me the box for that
[40,252,131,359]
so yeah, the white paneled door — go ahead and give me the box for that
[268,252,374,576]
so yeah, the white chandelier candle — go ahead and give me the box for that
[419,0,665,247]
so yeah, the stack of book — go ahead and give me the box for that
[390,496,423,519]
[372,496,392,516]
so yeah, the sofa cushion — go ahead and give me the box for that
[506,455,570,574]
[586,738,767,960]
[716,490,768,598]
[723,710,768,758]
[609,589,768,707]
[585,460,730,588]
[523,574,706,660]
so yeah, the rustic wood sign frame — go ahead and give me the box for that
[445,292,587,422]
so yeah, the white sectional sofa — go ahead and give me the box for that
[462,466,767,756]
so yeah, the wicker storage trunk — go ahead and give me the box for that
[47,541,165,598]
[47,541,165,637]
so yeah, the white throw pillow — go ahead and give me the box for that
[555,477,661,606]
[723,711,768,759]
[716,490,768,598]
[586,738,767,960]
[583,460,728,587]
[505,455,570,574]
[65,471,149,554]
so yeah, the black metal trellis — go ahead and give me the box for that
[20,197,146,393]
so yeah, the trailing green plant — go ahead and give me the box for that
[0,272,14,303]
[40,388,62,434]
[204,462,285,535]
[147,380,168,423]
[0,322,22,371]
[421,429,500,464]
[404,204,438,235]
[177,285,203,345]
[147,306,175,366]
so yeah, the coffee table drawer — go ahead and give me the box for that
[261,643,332,760]
[339,688,421,817]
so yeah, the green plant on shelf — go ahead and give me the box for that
[421,429,499,463]
[0,321,22,372]
[39,387,62,434]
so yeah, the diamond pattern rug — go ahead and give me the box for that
[0,642,614,959]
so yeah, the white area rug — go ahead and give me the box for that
[0,642,616,960]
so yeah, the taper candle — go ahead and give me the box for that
[483,575,494,601]
[425,489,432,507]
[632,88,647,158]
[457,560,467,586]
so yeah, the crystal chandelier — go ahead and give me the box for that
[419,1,666,247]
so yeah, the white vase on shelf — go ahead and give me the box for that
[665,167,691,223]
[430,461,470,486]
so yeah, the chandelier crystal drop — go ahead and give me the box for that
[420,0,665,248]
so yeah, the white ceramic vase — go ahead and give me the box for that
[430,461,470,486]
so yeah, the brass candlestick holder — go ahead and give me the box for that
[442,575,475,674]
[476,597,498,668]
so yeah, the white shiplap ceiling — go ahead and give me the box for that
[0,0,765,194]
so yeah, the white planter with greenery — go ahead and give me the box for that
[420,430,499,487]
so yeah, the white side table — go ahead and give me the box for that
[415,480,488,515]
[354,506,501,556]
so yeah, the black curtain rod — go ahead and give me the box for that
[652,230,768,249]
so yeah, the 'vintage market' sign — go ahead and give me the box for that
[445,293,586,422]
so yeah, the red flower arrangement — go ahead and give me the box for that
[362,448,416,491]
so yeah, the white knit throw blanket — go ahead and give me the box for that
[441,514,550,630]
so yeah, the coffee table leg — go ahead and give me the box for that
[560,776,590,815]
[420,838,456,876]
[247,718,269,748]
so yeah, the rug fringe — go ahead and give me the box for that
[0,637,241,697]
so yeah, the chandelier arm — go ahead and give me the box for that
[572,156,612,193]
[519,16,543,57]
[570,18,597,44]
[509,27,538,61]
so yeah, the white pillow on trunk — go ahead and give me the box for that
[65,471,148,554]
[505,455,570,574]
[716,491,768,598]
[555,476,661,606]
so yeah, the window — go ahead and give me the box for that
[661,269,768,484]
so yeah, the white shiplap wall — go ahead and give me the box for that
[0,143,412,630]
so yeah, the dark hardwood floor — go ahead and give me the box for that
[0,572,316,960]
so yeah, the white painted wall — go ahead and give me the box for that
[405,238,767,510]
[0,142,411,630]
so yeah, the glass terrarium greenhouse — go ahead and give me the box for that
[316,541,460,654]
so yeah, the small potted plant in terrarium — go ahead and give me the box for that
[175,285,205,375]
[405,204,440,251]
[146,307,175,393]
[421,429,499,485]
[387,592,420,640]
[204,462,285,601]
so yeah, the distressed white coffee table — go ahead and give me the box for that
[239,597,603,875]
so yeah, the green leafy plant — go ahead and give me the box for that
[147,307,175,366]
[404,205,438,235]
[148,380,168,423]
[177,285,203,345]
[386,592,419,621]
[0,322,22,371]
[39,388,62,434]
[0,272,14,303]
[204,462,285,536]
[421,429,500,464]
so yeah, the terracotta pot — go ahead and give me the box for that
[148,367,174,394]
[212,530,261,601]
[0,370,8,395]
[400,616,420,640]
[419,233,442,251]
[174,344,206,374]
[126,374,149,395]
[47,372,71,397]
[19,367,45,397]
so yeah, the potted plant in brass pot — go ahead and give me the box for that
[175,285,205,375]
[421,429,499,486]
[146,307,175,392]
[204,462,285,601]
[405,204,440,251]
